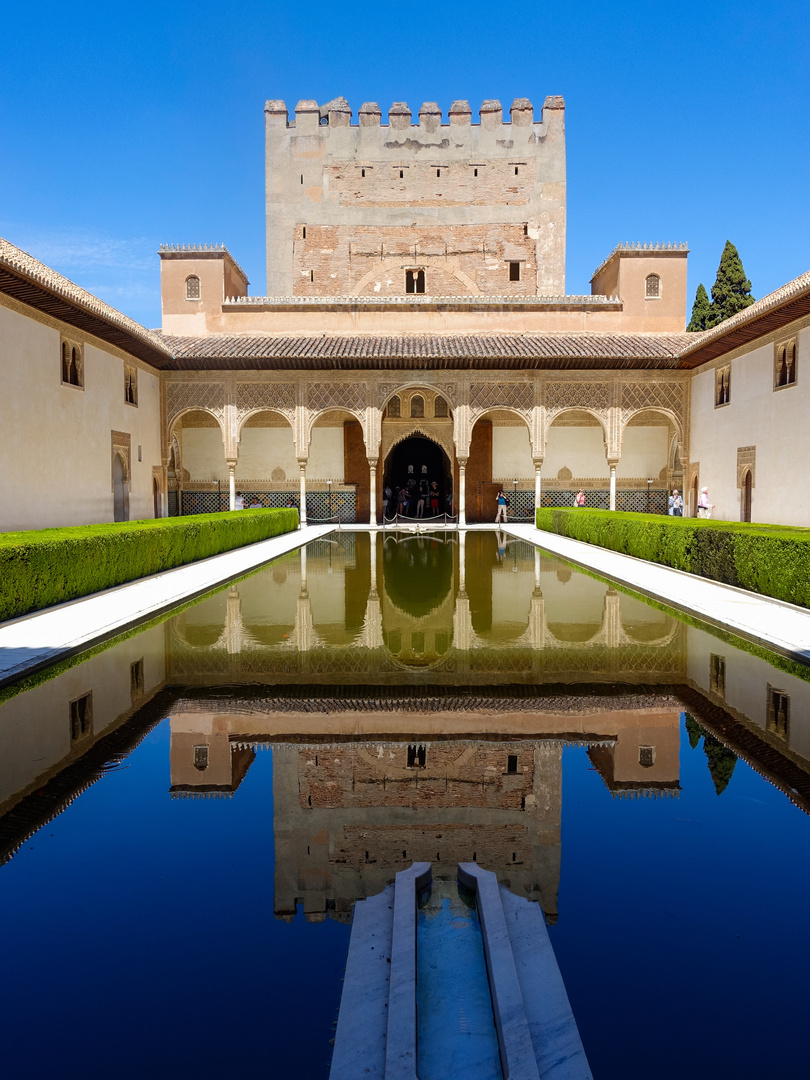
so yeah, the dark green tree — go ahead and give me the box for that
[686,283,711,332]
[703,735,737,795]
[706,241,755,327]
[684,713,704,749]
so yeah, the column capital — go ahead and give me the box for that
[607,458,620,469]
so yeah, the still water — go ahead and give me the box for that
[0,531,808,1079]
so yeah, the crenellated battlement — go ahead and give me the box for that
[265,92,567,298]
[591,243,689,282]
[264,95,565,130]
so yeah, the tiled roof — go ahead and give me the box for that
[677,268,810,367]
[161,331,692,370]
[0,237,172,368]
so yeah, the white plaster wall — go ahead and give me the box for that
[0,625,165,806]
[492,425,534,479]
[543,426,606,479]
[615,427,668,480]
[237,426,297,481]
[686,625,810,760]
[183,427,228,480]
[689,326,810,525]
[0,300,162,530]
[308,427,345,480]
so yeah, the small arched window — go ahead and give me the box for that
[774,338,797,389]
[387,395,401,418]
[410,395,424,418]
[69,346,82,387]
[185,275,201,300]
[645,274,661,298]
[434,396,448,418]
[61,341,70,383]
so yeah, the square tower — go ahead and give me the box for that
[264,96,566,298]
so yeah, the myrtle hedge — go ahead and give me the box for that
[0,508,298,621]
[536,508,810,608]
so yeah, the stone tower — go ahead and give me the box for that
[264,96,566,298]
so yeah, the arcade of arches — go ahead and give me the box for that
[164,373,689,523]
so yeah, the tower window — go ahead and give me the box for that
[124,365,138,406]
[69,693,93,742]
[436,168,441,177]
[509,261,521,282]
[715,365,731,407]
[474,168,478,177]
[774,338,797,389]
[767,686,790,740]
[61,340,83,388]
[507,754,518,774]
[639,746,656,768]
[645,273,661,298]
[405,269,425,294]
[514,166,519,175]
[193,745,209,771]
[309,270,314,282]
[361,168,366,178]
[300,174,303,184]
[710,654,726,697]
[399,170,404,179]
[302,225,306,239]
[185,276,201,300]
[407,744,427,768]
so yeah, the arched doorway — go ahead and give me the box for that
[742,470,752,522]
[113,453,128,522]
[690,475,699,518]
[383,435,452,519]
[153,477,161,518]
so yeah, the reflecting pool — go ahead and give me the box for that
[0,531,809,1079]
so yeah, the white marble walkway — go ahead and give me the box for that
[501,523,810,663]
[0,524,334,688]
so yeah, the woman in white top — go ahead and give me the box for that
[697,487,714,519]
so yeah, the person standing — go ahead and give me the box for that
[234,491,245,510]
[697,487,714,518]
[668,489,683,516]
[430,481,440,516]
[495,489,508,524]
[575,490,586,507]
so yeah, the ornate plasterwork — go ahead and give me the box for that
[381,419,455,467]
[737,445,756,488]
[162,371,691,466]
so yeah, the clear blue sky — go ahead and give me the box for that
[1,0,808,328]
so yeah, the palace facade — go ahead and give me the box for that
[1,94,809,533]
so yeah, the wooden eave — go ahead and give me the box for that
[677,291,810,368]
[0,267,172,369]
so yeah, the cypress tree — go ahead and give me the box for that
[706,241,755,327]
[703,735,737,795]
[686,283,711,332]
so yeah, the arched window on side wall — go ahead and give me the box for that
[645,274,661,298]
[410,395,424,418]
[185,275,201,300]
[387,395,401,418]
[434,396,448,418]
[61,341,70,383]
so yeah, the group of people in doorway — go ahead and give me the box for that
[383,465,444,519]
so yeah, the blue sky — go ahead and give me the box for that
[1,0,808,328]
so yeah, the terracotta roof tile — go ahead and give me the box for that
[160,331,691,370]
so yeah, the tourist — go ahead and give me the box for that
[668,489,683,517]
[495,489,508,524]
[416,468,429,518]
[430,482,440,515]
[697,487,714,519]
[383,486,392,518]
[234,491,245,510]
[575,490,586,507]
[496,529,507,559]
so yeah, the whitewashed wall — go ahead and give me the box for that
[0,300,162,530]
[689,324,810,525]
[184,424,345,482]
[492,425,534,479]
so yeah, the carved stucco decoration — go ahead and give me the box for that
[381,420,455,468]
[166,381,226,431]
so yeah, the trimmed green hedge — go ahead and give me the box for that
[535,508,810,608]
[0,508,298,621]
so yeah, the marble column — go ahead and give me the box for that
[533,458,543,519]
[458,459,467,527]
[227,460,236,511]
[298,459,307,526]
[368,458,378,526]
[458,529,466,594]
[609,462,618,511]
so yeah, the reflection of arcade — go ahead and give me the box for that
[166,695,683,926]
[382,435,452,519]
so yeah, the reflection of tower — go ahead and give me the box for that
[224,587,243,655]
[271,737,563,925]
[169,712,255,798]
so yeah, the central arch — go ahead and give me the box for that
[383,434,453,518]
